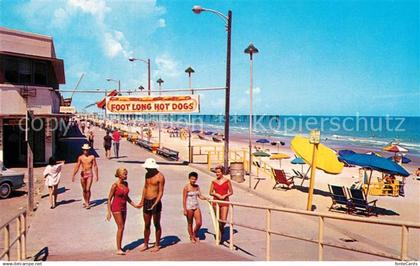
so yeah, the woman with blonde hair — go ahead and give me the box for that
[209,165,233,244]
[106,168,141,255]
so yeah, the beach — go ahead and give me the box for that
[103,119,420,225]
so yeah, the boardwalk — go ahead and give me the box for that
[22,125,416,261]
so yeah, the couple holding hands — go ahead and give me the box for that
[107,159,233,255]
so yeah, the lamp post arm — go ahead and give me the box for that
[203,8,229,24]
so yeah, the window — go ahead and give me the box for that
[4,58,18,83]
[34,62,47,85]
[18,60,32,84]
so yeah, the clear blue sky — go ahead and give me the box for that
[1,0,419,116]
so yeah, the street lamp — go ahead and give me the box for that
[156,78,164,147]
[106,78,121,93]
[185,66,195,163]
[185,66,195,94]
[244,43,259,190]
[193,5,232,174]
[129,57,151,96]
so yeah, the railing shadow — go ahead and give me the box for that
[33,247,49,261]
[293,185,331,197]
[57,199,81,207]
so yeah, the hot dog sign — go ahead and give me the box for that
[105,95,200,114]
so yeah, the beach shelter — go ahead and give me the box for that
[270,153,291,168]
[339,152,410,197]
[291,134,344,211]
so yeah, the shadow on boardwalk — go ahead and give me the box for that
[56,126,99,163]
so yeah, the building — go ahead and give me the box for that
[0,27,66,167]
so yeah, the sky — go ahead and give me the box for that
[1,0,419,116]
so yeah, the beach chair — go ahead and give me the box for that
[347,188,378,216]
[328,185,351,214]
[271,168,294,190]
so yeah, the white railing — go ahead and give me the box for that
[208,200,420,261]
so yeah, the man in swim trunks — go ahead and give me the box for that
[138,158,165,252]
[72,144,99,209]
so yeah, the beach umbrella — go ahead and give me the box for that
[270,153,290,168]
[339,152,410,197]
[256,138,270,144]
[291,156,306,173]
[192,130,201,134]
[256,138,270,149]
[383,144,408,154]
[387,156,411,164]
[204,131,214,135]
[291,135,344,211]
[252,151,271,157]
[291,136,344,174]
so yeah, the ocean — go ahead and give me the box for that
[118,114,420,157]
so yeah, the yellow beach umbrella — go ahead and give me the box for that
[270,153,291,168]
[291,135,343,174]
[291,134,344,211]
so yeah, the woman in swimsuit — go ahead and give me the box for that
[106,168,141,255]
[182,172,209,243]
[209,165,233,243]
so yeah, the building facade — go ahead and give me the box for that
[0,27,66,167]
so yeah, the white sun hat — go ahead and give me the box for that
[142,158,159,169]
[81,144,91,150]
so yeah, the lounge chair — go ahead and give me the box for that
[271,169,294,190]
[347,188,378,216]
[328,185,351,213]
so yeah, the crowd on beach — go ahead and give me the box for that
[43,121,234,255]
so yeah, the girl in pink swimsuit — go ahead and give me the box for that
[106,168,141,255]
[209,165,233,244]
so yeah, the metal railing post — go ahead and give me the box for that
[4,224,10,260]
[401,225,408,260]
[318,216,324,261]
[229,205,234,250]
[266,209,271,261]
[216,204,221,245]
[17,216,21,260]
[22,212,27,260]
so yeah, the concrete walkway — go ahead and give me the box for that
[24,125,414,261]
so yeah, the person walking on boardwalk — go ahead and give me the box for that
[71,144,99,209]
[182,172,209,243]
[106,167,141,255]
[209,165,233,244]
[138,158,165,252]
[103,131,112,159]
[88,130,94,148]
[112,128,121,158]
[43,157,65,209]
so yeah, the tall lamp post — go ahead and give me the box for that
[244,43,259,190]
[129,57,151,96]
[156,78,164,147]
[185,66,195,163]
[193,5,232,174]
